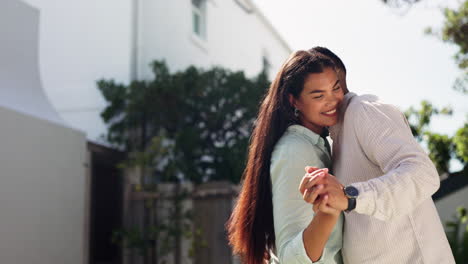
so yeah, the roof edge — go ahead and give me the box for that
[248,0,293,53]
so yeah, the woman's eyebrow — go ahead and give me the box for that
[308,80,340,94]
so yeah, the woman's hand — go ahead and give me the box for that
[303,166,349,212]
[299,168,327,205]
[299,168,340,216]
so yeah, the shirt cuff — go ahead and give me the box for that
[287,230,325,264]
[352,181,376,216]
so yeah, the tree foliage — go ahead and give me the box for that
[98,61,269,183]
[440,1,468,71]
[426,133,454,174]
[427,0,468,93]
[404,101,460,174]
[454,123,468,163]
[404,100,452,140]
[446,207,468,263]
[405,99,467,174]
[381,0,421,8]
[397,0,468,174]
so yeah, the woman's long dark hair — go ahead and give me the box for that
[226,50,336,263]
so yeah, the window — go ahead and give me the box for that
[192,0,206,39]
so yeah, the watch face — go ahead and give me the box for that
[345,186,359,198]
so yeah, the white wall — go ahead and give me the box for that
[0,1,89,262]
[23,0,133,142]
[0,106,87,264]
[138,0,291,80]
[0,0,64,126]
[18,0,290,142]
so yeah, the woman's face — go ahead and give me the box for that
[290,67,344,134]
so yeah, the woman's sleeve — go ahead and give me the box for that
[270,136,331,264]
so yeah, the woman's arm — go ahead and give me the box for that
[271,137,341,263]
[303,200,340,261]
[299,170,341,261]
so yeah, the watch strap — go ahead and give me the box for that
[345,197,356,212]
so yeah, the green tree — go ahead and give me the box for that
[446,207,468,263]
[404,101,457,174]
[98,61,269,184]
[381,0,421,8]
[421,0,468,172]
[404,99,467,175]
[386,0,468,174]
[426,0,468,94]
[100,62,269,263]
[454,123,468,163]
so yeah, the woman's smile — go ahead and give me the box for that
[322,108,338,117]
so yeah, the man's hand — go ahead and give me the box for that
[313,194,341,216]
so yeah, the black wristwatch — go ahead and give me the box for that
[343,185,359,213]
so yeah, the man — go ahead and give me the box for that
[306,47,455,263]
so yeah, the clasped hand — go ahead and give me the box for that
[298,167,348,215]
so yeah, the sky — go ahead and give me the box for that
[252,0,466,170]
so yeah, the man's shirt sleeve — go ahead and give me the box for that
[350,101,440,221]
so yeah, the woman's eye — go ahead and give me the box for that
[313,95,323,99]
[333,86,341,91]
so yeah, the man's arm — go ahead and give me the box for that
[349,101,440,221]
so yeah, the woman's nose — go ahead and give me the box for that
[326,94,339,106]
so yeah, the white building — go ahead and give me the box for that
[0,1,87,264]
[31,0,291,143]
[434,168,468,224]
[1,1,291,264]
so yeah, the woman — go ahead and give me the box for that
[226,50,345,263]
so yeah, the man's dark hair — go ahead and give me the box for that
[309,46,346,74]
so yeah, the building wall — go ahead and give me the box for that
[1,1,290,263]
[22,0,290,142]
[0,106,87,264]
[23,0,133,142]
[138,0,291,80]
[0,0,65,126]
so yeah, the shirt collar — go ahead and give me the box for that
[329,92,357,141]
[287,124,321,145]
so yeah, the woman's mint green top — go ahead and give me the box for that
[270,125,343,264]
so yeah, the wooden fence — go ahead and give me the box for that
[122,181,241,264]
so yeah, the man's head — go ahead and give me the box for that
[309,47,349,94]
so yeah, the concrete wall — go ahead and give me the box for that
[0,106,87,264]
[0,3,88,262]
